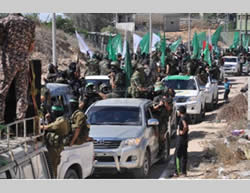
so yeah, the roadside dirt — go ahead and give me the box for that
[169,76,250,179]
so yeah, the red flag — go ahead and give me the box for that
[202,41,212,51]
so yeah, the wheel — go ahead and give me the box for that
[64,169,79,179]
[133,150,150,178]
[160,135,170,163]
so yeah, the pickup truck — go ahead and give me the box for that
[197,76,218,111]
[162,75,206,124]
[0,117,95,179]
[86,98,171,178]
[223,56,241,76]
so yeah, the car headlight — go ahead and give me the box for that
[188,96,197,102]
[124,138,141,146]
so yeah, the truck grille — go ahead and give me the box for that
[93,140,122,149]
[175,97,188,103]
[95,156,120,162]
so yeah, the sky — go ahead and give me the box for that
[38,13,64,22]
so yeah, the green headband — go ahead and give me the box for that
[51,106,64,111]
[69,99,78,103]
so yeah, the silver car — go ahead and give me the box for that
[86,98,171,178]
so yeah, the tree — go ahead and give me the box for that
[64,13,115,32]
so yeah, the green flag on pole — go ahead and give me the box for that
[112,34,123,56]
[170,37,182,53]
[139,32,150,54]
[211,26,223,46]
[243,34,249,50]
[203,41,212,67]
[124,40,133,96]
[191,32,200,59]
[197,32,206,48]
[160,33,166,67]
[230,31,240,49]
[106,34,116,61]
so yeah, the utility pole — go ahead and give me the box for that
[52,13,57,67]
[149,13,152,68]
[188,13,191,55]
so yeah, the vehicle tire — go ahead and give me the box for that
[206,102,214,111]
[160,135,170,163]
[64,169,79,179]
[133,150,151,178]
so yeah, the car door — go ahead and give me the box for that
[144,104,159,160]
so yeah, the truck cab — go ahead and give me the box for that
[223,56,240,75]
[162,75,206,124]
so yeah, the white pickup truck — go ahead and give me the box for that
[223,56,241,76]
[197,76,218,111]
[0,117,94,179]
[162,75,206,124]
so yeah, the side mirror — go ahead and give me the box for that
[147,118,159,126]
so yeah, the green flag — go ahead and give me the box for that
[170,37,182,53]
[230,31,240,49]
[243,34,249,50]
[140,32,150,54]
[124,41,133,94]
[160,33,166,67]
[203,41,212,66]
[197,32,206,49]
[191,32,199,59]
[211,26,223,46]
[112,34,123,56]
[106,34,116,61]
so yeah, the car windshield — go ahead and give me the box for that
[87,106,142,126]
[163,79,197,90]
[224,58,237,63]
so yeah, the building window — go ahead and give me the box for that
[171,21,174,25]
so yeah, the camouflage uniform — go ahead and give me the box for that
[129,67,146,98]
[70,110,89,145]
[0,13,35,122]
[45,116,70,178]
[99,58,110,75]
[84,58,100,76]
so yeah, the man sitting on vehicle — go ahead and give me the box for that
[69,97,91,146]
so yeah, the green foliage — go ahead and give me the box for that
[55,15,75,34]
[24,13,41,24]
[101,25,117,33]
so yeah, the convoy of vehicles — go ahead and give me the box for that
[223,56,241,76]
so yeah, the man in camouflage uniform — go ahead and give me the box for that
[41,104,70,178]
[99,54,111,75]
[152,81,169,155]
[108,61,126,97]
[80,83,102,112]
[69,97,90,146]
[84,52,101,76]
[128,64,147,98]
[0,13,35,124]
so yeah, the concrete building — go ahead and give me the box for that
[116,13,185,32]
[236,13,250,32]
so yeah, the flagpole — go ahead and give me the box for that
[209,28,214,61]
[240,13,243,47]
[149,13,152,68]
[52,13,57,67]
